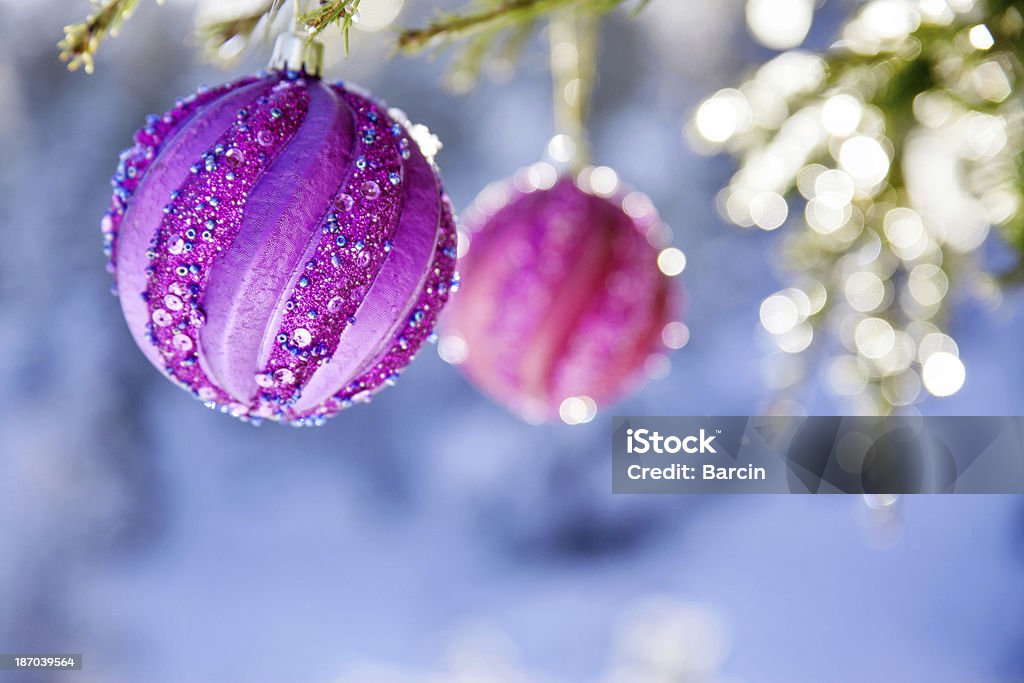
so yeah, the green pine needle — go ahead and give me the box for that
[59,0,142,74]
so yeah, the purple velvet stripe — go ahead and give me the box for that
[200,82,356,402]
[293,136,441,413]
[116,79,276,371]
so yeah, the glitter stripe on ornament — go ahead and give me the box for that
[115,78,278,373]
[144,79,310,413]
[104,75,261,277]
[328,194,458,412]
[253,89,406,418]
[200,81,357,406]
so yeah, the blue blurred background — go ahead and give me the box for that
[1,0,1023,681]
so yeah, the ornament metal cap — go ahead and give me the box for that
[269,31,324,78]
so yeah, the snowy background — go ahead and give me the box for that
[1,0,1023,681]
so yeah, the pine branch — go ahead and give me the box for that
[398,0,637,92]
[59,0,147,74]
[298,0,364,55]
[195,0,285,62]
[61,0,639,75]
[692,0,1024,412]
[398,0,623,54]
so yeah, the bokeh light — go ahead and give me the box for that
[921,351,966,396]
[745,0,814,50]
[657,247,687,276]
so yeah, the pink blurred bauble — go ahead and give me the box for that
[442,169,683,423]
[103,69,457,425]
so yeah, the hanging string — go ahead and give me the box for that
[548,11,600,174]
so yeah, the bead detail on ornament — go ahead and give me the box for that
[361,180,381,199]
[335,193,354,212]
[225,147,245,166]
[291,327,312,348]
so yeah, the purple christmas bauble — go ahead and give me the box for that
[443,170,682,423]
[103,70,458,425]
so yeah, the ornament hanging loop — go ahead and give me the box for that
[269,31,324,77]
[547,11,599,174]
[269,0,323,77]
